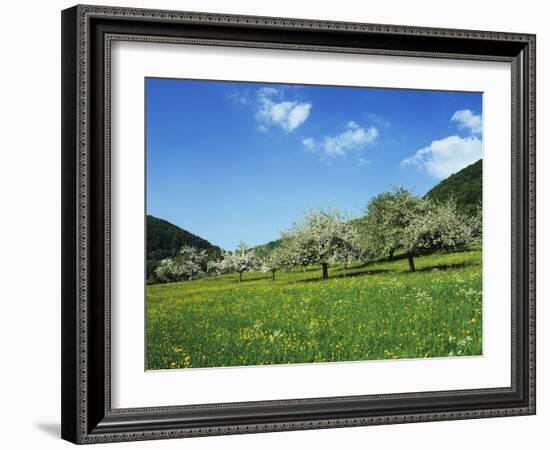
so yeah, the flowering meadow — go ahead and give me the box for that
[146,248,482,370]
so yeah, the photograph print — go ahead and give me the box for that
[145,78,483,371]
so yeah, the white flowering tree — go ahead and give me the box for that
[277,229,315,272]
[401,198,474,272]
[469,202,483,245]
[282,208,361,279]
[154,257,179,282]
[361,187,420,261]
[211,242,258,282]
[178,245,208,280]
[361,188,475,272]
[154,245,208,282]
[207,252,226,277]
[256,246,286,281]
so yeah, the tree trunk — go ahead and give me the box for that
[271,270,276,281]
[239,271,243,282]
[389,249,394,261]
[322,263,329,279]
[408,253,416,272]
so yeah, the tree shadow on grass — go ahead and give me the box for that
[355,247,477,269]
[230,275,275,283]
[300,268,391,283]
[301,262,472,282]
[415,263,468,272]
[354,253,410,268]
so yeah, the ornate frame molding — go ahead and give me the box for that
[61,5,536,444]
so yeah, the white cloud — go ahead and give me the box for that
[255,88,311,132]
[401,107,482,178]
[401,135,482,179]
[451,109,482,135]
[322,122,379,157]
[302,137,316,152]
[303,121,378,157]
[367,113,390,128]
[228,90,252,106]
[358,158,371,166]
[257,87,279,98]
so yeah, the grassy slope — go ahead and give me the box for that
[146,249,482,370]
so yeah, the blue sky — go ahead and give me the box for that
[146,78,482,250]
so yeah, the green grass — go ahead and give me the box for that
[146,249,482,370]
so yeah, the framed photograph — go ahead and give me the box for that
[61,5,536,444]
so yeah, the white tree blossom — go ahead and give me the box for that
[468,203,482,245]
[154,257,179,282]
[154,245,208,282]
[361,187,419,260]
[401,197,474,271]
[282,208,361,279]
[177,245,208,281]
[362,188,476,271]
[257,246,286,281]
[210,242,258,282]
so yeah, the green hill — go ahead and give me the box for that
[147,215,222,283]
[252,239,282,253]
[425,159,482,215]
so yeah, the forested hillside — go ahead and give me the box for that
[425,159,482,215]
[147,215,221,283]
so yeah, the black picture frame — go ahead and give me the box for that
[61,4,536,444]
